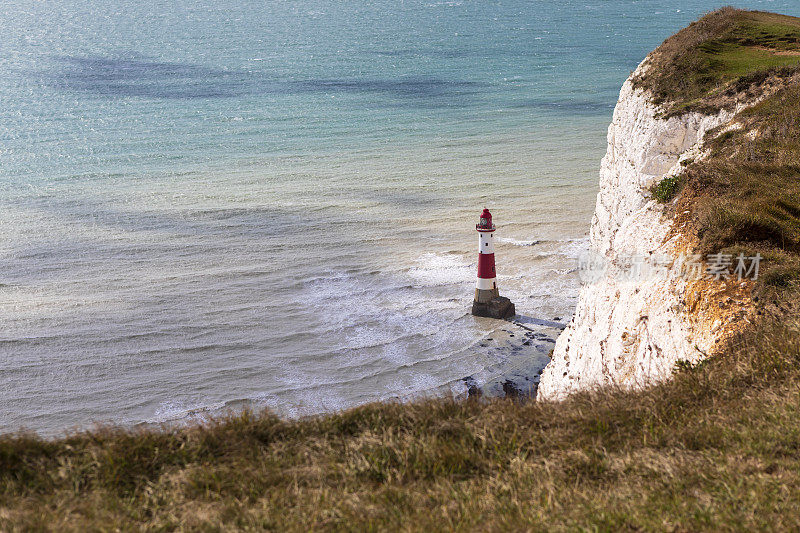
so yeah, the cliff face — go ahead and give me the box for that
[538,62,753,401]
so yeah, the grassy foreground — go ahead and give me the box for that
[4,8,800,531]
[2,312,800,531]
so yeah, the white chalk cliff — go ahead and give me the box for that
[538,61,751,401]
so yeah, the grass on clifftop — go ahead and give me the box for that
[633,8,800,116]
[644,8,800,287]
[682,83,800,289]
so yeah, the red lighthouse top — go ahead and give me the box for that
[476,208,496,232]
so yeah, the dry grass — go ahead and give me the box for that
[644,9,800,288]
[680,84,800,290]
[633,8,800,116]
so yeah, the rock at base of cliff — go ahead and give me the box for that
[472,296,516,319]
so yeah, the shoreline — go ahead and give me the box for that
[7,316,564,440]
[461,315,565,400]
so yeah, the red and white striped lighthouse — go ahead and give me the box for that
[475,208,498,303]
[471,208,515,318]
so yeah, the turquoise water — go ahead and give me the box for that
[2,0,798,435]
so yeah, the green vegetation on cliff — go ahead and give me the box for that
[689,85,800,274]
[647,8,800,288]
[3,8,800,531]
[633,7,800,116]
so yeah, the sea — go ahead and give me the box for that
[2,0,798,436]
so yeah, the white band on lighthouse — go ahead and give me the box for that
[476,277,496,290]
[478,232,494,254]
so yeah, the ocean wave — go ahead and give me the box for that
[405,252,472,287]
[555,237,591,258]
[138,399,229,427]
[496,237,541,247]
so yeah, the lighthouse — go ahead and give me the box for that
[471,208,515,319]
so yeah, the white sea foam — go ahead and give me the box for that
[405,252,472,287]
[144,399,228,426]
[496,237,541,247]
[555,237,591,258]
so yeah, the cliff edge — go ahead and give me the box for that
[539,8,800,400]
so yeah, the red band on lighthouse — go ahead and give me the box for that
[477,253,495,278]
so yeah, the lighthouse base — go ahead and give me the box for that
[471,296,515,319]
